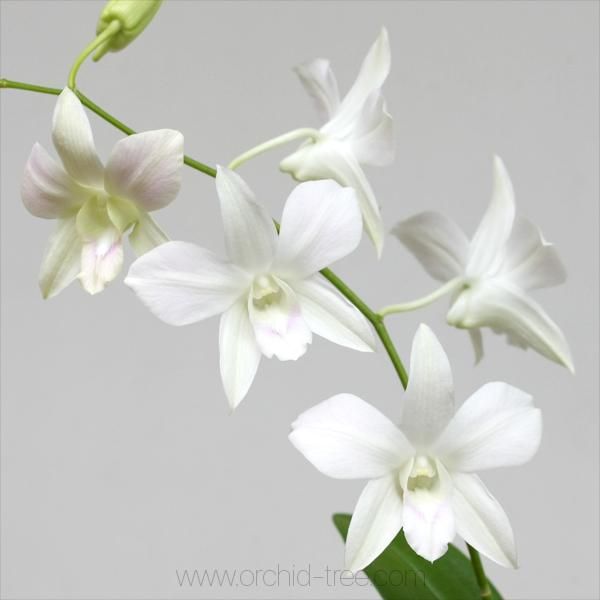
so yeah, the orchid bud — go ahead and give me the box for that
[93,0,163,61]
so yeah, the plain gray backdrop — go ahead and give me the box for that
[1,1,598,599]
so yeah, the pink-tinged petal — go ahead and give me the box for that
[402,460,455,563]
[22,143,89,218]
[215,166,277,272]
[51,88,104,187]
[392,212,469,282]
[294,58,341,122]
[466,156,516,278]
[125,241,250,326]
[248,277,312,361]
[274,180,362,279]
[292,276,376,352]
[434,382,542,472]
[452,473,517,568]
[290,393,414,479]
[219,298,262,410]
[78,228,124,295]
[104,129,184,212]
[38,217,83,299]
[402,325,455,448]
[345,475,404,572]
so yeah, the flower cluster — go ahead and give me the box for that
[17,7,573,583]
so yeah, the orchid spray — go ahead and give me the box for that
[1,2,575,599]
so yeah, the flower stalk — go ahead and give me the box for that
[228,128,321,170]
[378,277,464,318]
[67,20,122,90]
[467,544,493,599]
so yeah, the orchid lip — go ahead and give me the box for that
[405,455,438,492]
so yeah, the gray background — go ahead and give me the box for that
[1,1,598,599]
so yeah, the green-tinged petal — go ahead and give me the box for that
[107,195,140,233]
[76,196,112,241]
[39,217,82,299]
[52,88,104,187]
[129,212,168,256]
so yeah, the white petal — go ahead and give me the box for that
[280,140,384,256]
[128,212,169,256]
[466,156,516,278]
[22,143,88,218]
[402,460,455,562]
[500,217,567,290]
[38,217,82,299]
[434,382,542,472]
[345,475,404,572]
[333,28,391,127]
[274,180,363,279]
[447,281,574,372]
[452,473,517,568]
[248,278,312,361]
[125,241,249,326]
[345,89,394,167]
[294,58,341,122]
[51,88,104,186]
[292,276,376,352]
[402,324,455,448]
[289,393,414,479]
[392,212,469,282]
[78,228,124,295]
[466,329,484,364]
[219,299,262,410]
[215,166,277,272]
[104,129,184,212]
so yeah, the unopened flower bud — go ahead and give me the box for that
[93,0,163,61]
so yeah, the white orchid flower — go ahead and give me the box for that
[125,168,376,409]
[279,28,393,257]
[21,87,184,298]
[389,156,573,372]
[290,324,542,571]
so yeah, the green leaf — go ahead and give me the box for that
[332,513,503,600]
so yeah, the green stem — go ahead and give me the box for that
[320,268,409,389]
[467,544,492,600]
[378,277,464,318]
[68,20,122,91]
[228,128,320,170]
[0,78,216,177]
[0,78,405,387]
